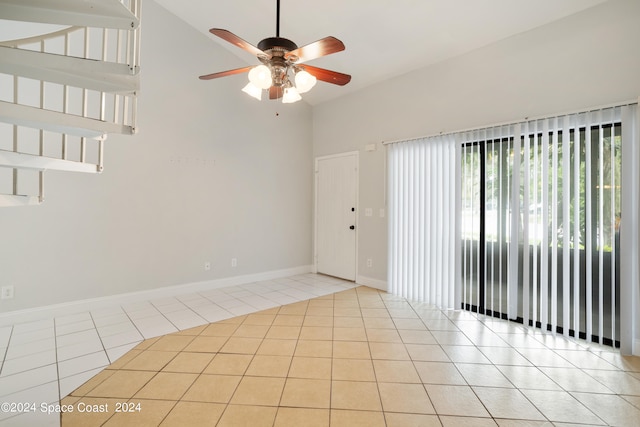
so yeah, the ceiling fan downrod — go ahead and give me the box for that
[276,0,280,37]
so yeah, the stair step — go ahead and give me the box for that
[0,46,139,94]
[0,149,100,173]
[0,101,134,139]
[0,194,41,207]
[0,0,139,31]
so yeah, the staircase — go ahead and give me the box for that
[0,0,140,206]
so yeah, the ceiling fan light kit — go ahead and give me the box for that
[199,0,350,104]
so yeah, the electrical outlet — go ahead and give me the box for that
[366,258,373,268]
[1,286,14,300]
[231,258,237,267]
[204,262,211,271]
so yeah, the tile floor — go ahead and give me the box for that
[1,274,640,426]
[0,274,356,426]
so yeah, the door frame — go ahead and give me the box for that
[313,151,359,281]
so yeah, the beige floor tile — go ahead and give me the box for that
[582,368,640,395]
[333,316,364,328]
[521,389,602,425]
[266,325,302,339]
[121,350,178,371]
[405,344,451,362]
[538,367,613,393]
[369,342,411,360]
[361,308,390,318]
[203,353,252,375]
[279,303,308,316]
[289,356,332,379]
[256,307,281,315]
[280,378,331,408]
[572,392,640,426]
[333,308,362,317]
[424,384,489,417]
[332,358,376,381]
[199,323,239,336]
[102,399,175,427]
[456,363,514,387]
[134,337,160,350]
[365,328,403,343]
[159,401,225,426]
[162,352,214,373]
[107,350,142,370]
[304,315,335,327]
[330,409,386,427]
[440,416,499,426]
[147,335,195,351]
[478,346,532,365]
[496,366,561,391]
[373,360,421,383]
[61,397,121,426]
[331,380,382,411]
[385,413,441,427]
[333,327,367,341]
[442,345,492,364]
[363,317,397,329]
[295,340,333,358]
[134,372,197,400]
[217,315,247,324]
[85,370,155,398]
[69,369,116,396]
[220,337,262,354]
[299,326,333,340]
[415,361,466,385]
[473,387,545,421]
[173,325,207,336]
[333,341,371,359]
[245,354,292,377]
[231,376,286,405]
[217,404,278,427]
[232,324,270,338]
[308,299,334,308]
[398,329,437,344]
[257,338,297,356]
[242,313,276,326]
[306,307,334,317]
[378,382,435,414]
[183,336,227,353]
[181,374,241,403]
[274,407,330,427]
[393,319,426,330]
[273,314,304,326]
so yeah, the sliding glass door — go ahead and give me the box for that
[460,114,621,347]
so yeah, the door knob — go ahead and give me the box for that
[349,225,355,230]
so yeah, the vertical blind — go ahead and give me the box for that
[387,135,459,308]
[388,103,637,348]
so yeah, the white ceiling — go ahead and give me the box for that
[155,0,608,106]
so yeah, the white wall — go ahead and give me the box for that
[0,0,313,312]
[313,0,640,285]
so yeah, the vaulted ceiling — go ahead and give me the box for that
[156,0,608,105]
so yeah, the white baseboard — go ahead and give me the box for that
[356,275,387,291]
[0,265,312,326]
[634,338,640,356]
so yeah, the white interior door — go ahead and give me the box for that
[315,152,358,281]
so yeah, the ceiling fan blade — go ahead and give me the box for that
[199,66,253,80]
[285,36,345,63]
[269,85,284,100]
[209,28,270,59]
[302,65,351,86]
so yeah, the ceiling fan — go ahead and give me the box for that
[199,0,351,103]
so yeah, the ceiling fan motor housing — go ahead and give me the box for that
[258,37,298,53]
